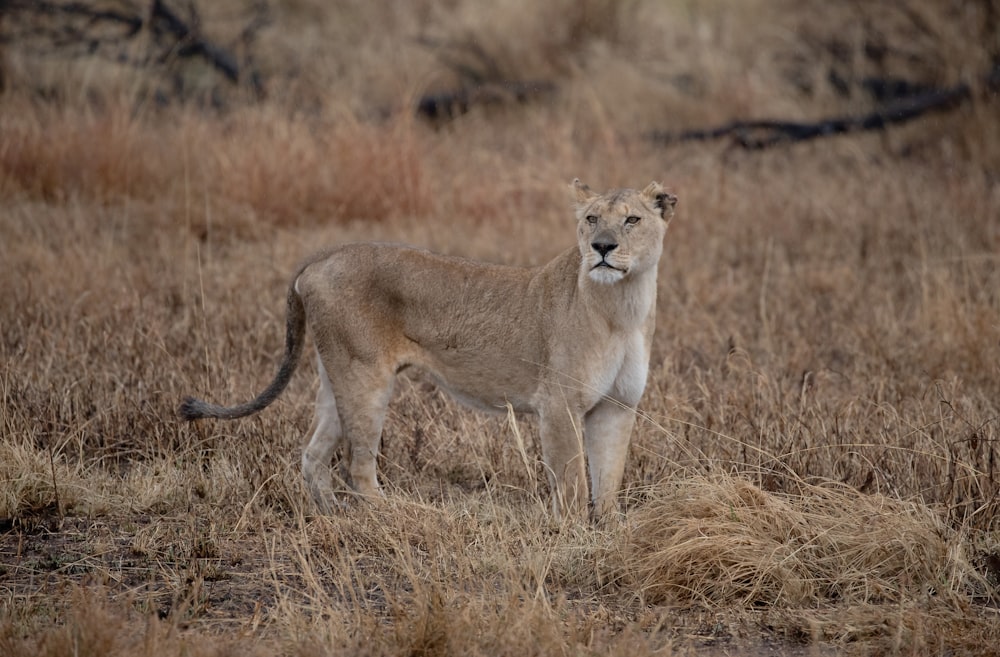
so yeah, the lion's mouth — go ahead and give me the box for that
[593,260,623,272]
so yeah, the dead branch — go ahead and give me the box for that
[411,36,555,120]
[149,0,239,82]
[0,0,266,98]
[651,65,1000,150]
[416,80,555,120]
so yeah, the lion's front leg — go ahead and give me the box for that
[538,405,589,521]
[584,399,636,519]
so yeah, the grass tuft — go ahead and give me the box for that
[624,476,986,608]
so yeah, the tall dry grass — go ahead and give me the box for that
[2,0,1000,655]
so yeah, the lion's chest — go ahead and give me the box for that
[582,330,649,409]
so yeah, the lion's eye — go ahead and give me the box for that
[625,215,641,225]
[585,215,599,225]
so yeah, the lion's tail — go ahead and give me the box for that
[179,275,308,422]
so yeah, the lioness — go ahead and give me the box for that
[180,180,676,520]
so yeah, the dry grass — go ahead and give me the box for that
[2,0,1000,655]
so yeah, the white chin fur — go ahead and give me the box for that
[588,266,625,284]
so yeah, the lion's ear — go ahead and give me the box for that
[571,178,597,205]
[642,181,677,220]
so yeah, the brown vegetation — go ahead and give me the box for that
[2,1,999,655]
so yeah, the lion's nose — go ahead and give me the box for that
[592,240,618,258]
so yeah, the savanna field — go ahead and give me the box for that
[2,1,999,655]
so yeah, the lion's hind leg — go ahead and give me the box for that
[324,359,395,502]
[302,355,345,513]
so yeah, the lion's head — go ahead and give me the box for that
[572,179,677,285]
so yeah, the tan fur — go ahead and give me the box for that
[180,180,676,520]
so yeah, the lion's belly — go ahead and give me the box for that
[403,344,540,414]
[398,311,544,414]
[423,361,539,414]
